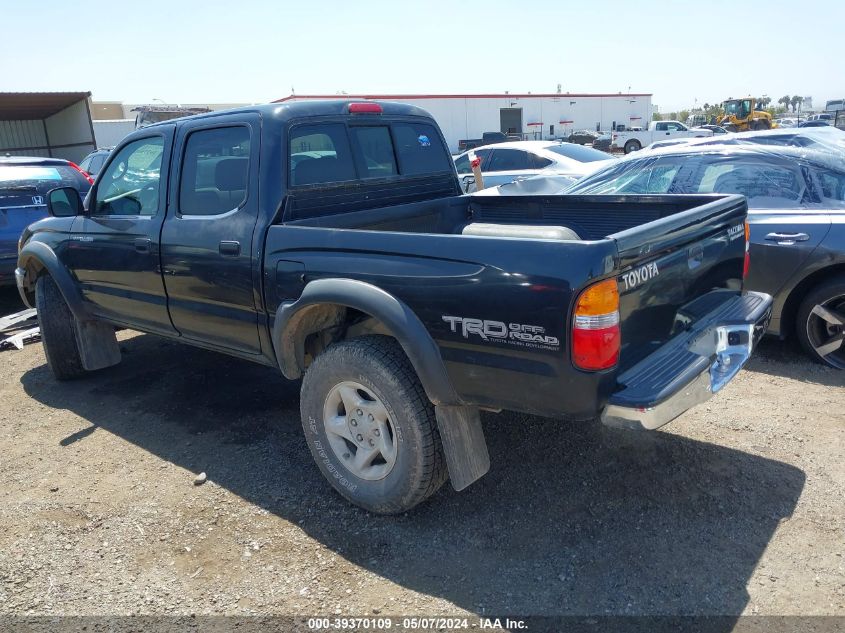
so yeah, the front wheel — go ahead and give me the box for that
[796,277,845,368]
[624,140,641,154]
[35,275,87,380]
[299,335,448,514]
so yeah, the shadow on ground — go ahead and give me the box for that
[20,333,805,622]
[0,287,25,316]
[744,337,845,388]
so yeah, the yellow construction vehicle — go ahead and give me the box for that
[719,97,776,132]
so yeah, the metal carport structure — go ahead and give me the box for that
[0,92,96,163]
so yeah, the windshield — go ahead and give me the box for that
[547,143,609,162]
[567,156,686,194]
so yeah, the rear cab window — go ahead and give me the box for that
[391,122,450,176]
[289,123,356,186]
[288,118,451,187]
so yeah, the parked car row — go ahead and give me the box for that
[477,128,845,368]
[612,120,715,154]
[452,140,614,192]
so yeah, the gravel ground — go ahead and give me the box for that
[0,288,843,621]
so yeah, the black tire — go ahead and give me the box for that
[795,276,845,369]
[300,335,448,514]
[35,275,87,380]
[624,140,641,154]
[752,120,769,131]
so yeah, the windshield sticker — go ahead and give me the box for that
[621,261,660,291]
[442,316,560,350]
[0,167,61,182]
[417,134,431,148]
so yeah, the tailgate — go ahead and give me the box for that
[0,202,49,258]
[609,194,749,370]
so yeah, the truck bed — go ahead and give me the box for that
[268,193,748,418]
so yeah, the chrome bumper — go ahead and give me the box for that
[601,292,772,431]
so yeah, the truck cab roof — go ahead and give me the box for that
[138,100,436,129]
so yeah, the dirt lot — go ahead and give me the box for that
[0,287,843,621]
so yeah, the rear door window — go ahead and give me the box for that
[815,170,845,207]
[485,149,533,171]
[454,154,471,174]
[577,158,684,194]
[179,126,251,216]
[695,160,805,207]
[531,153,553,169]
[289,123,356,186]
[88,154,107,175]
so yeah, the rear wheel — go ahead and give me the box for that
[35,275,87,380]
[624,140,641,154]
[796,277,845,368]
[299,335,448,514]
[752,120,770,131]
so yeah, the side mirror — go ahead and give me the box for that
[47,187,84,217]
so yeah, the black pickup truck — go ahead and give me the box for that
[16,101,772,514]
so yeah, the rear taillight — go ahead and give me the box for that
[69,161,94,185]
[742,220,751,280]
[572,279,620,371]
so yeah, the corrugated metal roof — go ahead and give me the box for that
[0,92,92,121]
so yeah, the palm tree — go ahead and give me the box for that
[792,96,804,113]
[778,95,791,112]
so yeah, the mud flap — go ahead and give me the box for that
[435,405,490,491]
[74,319,121,371]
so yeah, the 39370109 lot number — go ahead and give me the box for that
[306,617,471,630]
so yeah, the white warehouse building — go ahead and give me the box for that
[277,93,653,152]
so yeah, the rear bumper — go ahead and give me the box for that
[601,291,772,431]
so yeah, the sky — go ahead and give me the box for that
[1,0,843,112]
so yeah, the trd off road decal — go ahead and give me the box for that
[442,316,560,350]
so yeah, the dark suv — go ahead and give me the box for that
[78,148,112,178]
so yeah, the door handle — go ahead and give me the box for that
[765,232,810,243]
[134,238,152,253]
[219,240,241,256]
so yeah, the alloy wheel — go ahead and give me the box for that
[322,381,398,481]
